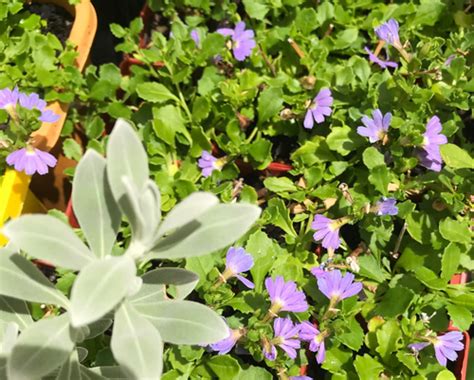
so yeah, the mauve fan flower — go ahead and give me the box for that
[265,276,308,315]
[310,265,327,279]
[317,269,362,303]
[0,87,20,110]
[419,116,447,172]
[311,215,341,250]
[39,109,60,123]
[221,247,254,289]
[6,146,57,175]
[190,29,200,47]
[197,150,225,177]
[19,92,46,111]
[290,377,313,380]
[357,109,391,143]
[299,321,326,364]
[375,19,402,49]
[364,47,398,69]
[375,197,398,216]
[409,331,464,367]
[210,326,244,355]
[303,88,333,129]
[263,317,301,361]
[217,21,256,61]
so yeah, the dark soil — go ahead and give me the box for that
[26,3,73,45]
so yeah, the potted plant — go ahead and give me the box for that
[0,0,97,245]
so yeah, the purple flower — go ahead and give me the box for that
[357,109,391,143]
[39,109,60,123]
[197,150,223,177]
[265,276,308,314]
[263,317,301,361]
[444,54,456,66]
[374,19,401,49]
[210,327,243,355]
[310,265,327,279]
[0,87,20,110]
[6,147,57,175]
[303,88,333,129]
[190,29,200,47]
[222,247,254,289]
[364,47,398,69]
[409,331,464,367]
[290,377,313,380]
[419,116,447,172]
[299,321,326,364]
[317,269,362,302]
[375,197,398,216]
[217,22,256,61]
[311,215,341,250]
[19,92,46,110]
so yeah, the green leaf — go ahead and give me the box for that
[296,8,318,35]
[327,125,363,156]
[242,0,269,20]
[368,165,390,195]
[236,366,272,380]
[414,0,446,26]
[446,304,472,331]
[106,119,149,209]
[362,147,385,169]
[0,252,69,308]
[354,354,384,380]
[336,317,364,351]
[373,286,414,318]
[414,267,447,290]
[375,320,402,363]
[3,214,94,271]
[262,198,297,237]
[8,314,74,380]
[441,243,462,280]
[111,302,163,380]
[73,150,121,259]
[134,300,228,345]
[246,231,278,292]
[207,355,241,379]
[136,82,179,103]
[263,177,297,193]
[145,203,261,260]
[357,255,390,283]
[440,144,474,169]
[69,256,136,327]
[406,211,434,244]
[439,218,471,244]
[0,296,33,331]
[152,105,190,147]
[258,87,283,124]
[63,138,83,161]
[436,370,456,380]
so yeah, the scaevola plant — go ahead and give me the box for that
[0,118,261,379]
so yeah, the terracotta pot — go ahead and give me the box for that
[0,0,97,245]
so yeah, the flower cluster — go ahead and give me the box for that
[217,22,256,61]
[409,331,464,367]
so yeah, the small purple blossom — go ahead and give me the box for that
[263,318,301,361]
[444,54,456,66]
[409,331,464,367]
[419,116,447,172]
[39,109,60,123]
[303,88,333,129]
[290,377,313,380]
[217,21,256,61]
[311,215,341,250]
[197,150,222,177]
[223,247,254,289]
[19,92,46,110]
[190,29,200,47]
[374,19,401,48]
[265,276,308,314]
[299,321,326,364]
[0,87,20,110]
[210,327,242,355]
[375,197,398,216]
[6,147,57,175]
[310,265,327,279]
[364,47,398,69]
[317,269,362,302]
[357,109,391,143]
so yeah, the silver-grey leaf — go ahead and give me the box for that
[3,215,94,270]
[144,203,261,261]
[69,256,136,327]
[0,252,69,308]
[138,179,161,243]
[106,119,148,207]
[55,350,81,380]
[0,296,33,331]
[0,322,18,354]
[8,314,74,380]
[73,149,121,259]
[111,302,163,380]
[134,300,228,345]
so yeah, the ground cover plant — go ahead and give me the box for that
[0,0,473,379]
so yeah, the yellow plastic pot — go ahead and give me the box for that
[0,0,97,245]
